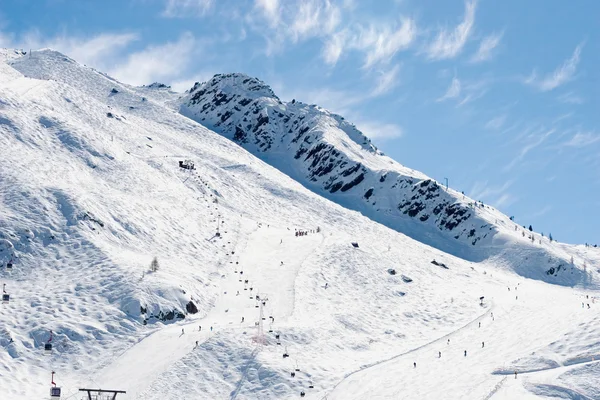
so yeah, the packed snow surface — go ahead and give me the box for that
[0,49,599,399]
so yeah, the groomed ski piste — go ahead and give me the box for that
[0,49,599,399]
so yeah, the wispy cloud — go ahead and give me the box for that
[504,128,555,171]
[561,131,600,148]
[322,17,416,68]
[557,91,585,105]
[322,30,346,65]
[354,120,403,140]
[254,0,280,27]
[108,32,197,86]
[7,31,139,68]
[469,179,516,208]
[352,18,416,68]
[248,0,343,57]
[290,0,341,42]
[529,205,552,219]
[470,31,503,63]
[371,64,401,97]
[426,0,477,60]
[162,0,214,18]
[437,76,461,102]
[485,114,507,130]
[525,43,584,91]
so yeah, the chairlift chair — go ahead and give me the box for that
[6,261,12,270]
[291,371,295,377]
[2,293,9,303]
[50,386,61,398]
[45,343,53,353]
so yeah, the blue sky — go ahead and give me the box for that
[1,0,598,245]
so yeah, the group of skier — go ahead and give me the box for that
[294,226,321,237]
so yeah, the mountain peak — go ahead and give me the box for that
[189,73,279,104]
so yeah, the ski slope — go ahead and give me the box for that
[0,49,599,399]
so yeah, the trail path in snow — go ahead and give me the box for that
[326,280,595,400]
[96,219,323,398]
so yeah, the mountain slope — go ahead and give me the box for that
[178,73,594,287]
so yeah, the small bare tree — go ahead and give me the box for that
[150,257,159,272]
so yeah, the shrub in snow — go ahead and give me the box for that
[150,257,159,272]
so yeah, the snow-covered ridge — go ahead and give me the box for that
[179,73,588,284]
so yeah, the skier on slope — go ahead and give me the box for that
[482,341,485,348]
[241,317,245,323]
[199,325,202,331]
[414,362,416,368]
[464,350,467,357]
[439,351,441,358]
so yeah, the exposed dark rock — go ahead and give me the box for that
[186,301,198,314]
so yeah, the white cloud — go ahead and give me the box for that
[469,180,516,208]
[354,120,403,140]
[290,0,341,41]
[322,30,347,65]
[504,128,555,171]
[485,114,507,130]
[170,71,214,92]
[562,131,600,148]
[437,76,461,102]
[7,31,138,68]
[557,91,584,105]
[247,1,415,69]
[426,0,477,60]
[248,0,344,58]
[529,205,552,218]
[254,0,280,27]
[162,0,214,17]
[371,64,401,97]
[352,18,416,68]
[108,33,197,86]
[493,193,516,208]
[470,31,503,63]
[526,43,584,91]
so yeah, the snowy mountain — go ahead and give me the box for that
[179,73,589,285]
[0,49,599,400]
